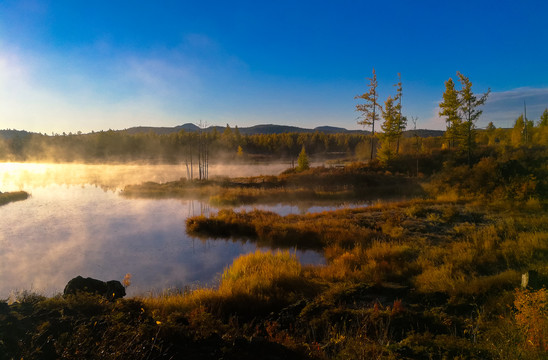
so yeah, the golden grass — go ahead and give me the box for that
[141,250,317,319]
[219,250,302,298]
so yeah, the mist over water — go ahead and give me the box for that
[0,162,298,192]
[0,163,330,298]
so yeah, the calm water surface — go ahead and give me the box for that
[0,163,361,298]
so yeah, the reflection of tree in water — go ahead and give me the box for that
[185,200,210,218]
[200,201,210,216]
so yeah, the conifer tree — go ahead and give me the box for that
[457,72,490,165]
[297,146,310,172]
[394,73,407,154]
[355,68,382,160]
[439,78,461,149]
[511,115,535,146]
[539,108,548,127]
[378,96,399,163]
[534,108,548,145]
[486,121,497,145]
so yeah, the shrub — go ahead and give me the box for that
[514,288,548,352]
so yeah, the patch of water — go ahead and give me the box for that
[0,163,334,298]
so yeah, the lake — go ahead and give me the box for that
[0,163,359,298]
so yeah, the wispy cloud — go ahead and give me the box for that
[0,47,181,133]
[481,87,548,127]
[0,46,199,132]
[123,55,201,100]
[0,32,254,133]
[422,87,548,130]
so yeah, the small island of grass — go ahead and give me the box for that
[0,191,29,206]
[121,162,425,205]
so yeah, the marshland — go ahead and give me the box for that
[1,118,547,359]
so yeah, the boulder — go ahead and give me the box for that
[63,276,126,300]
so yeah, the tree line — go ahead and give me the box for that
[0,128,366,165]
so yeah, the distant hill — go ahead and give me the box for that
[404,129,445,138]
[122,124,200,135]
[314,126,366,134]
[121,123,444,137]
[238,124,311,135]
[0,125,444,139]
[122,123,372,136]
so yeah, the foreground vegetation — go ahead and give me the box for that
[2,199,547,359]
[183,200,548,359]
[0,191,29,206]
[2,143,548,359]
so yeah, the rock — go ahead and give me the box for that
[521,270,545,289]
[63,276,126,300]
[106,280,126,299]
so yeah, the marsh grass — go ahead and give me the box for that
[188,198,548,308]
[123,164,424,205]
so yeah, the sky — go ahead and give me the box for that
[0,0,547,134]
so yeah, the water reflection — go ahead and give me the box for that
[233,202,368,216]
[0,185,325,297]
[0,163,340,298]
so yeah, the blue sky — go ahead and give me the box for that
[1,0,547,133]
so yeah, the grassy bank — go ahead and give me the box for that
[0,191,29,206]
[122,164,425,205]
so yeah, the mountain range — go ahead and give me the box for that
[121,123,445,137]
[121,123,370,136]
[0,124,445,139]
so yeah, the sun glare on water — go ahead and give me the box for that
[0,162,51,192]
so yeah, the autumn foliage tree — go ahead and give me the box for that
[514,288,548,353]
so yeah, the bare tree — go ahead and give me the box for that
[197,121,209,180]
[410,116,420,176]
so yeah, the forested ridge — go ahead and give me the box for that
[0,121,544,164]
